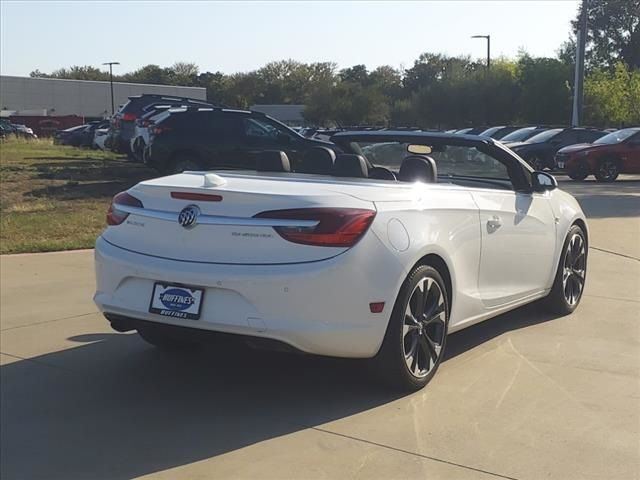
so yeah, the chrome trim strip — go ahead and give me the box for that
[114,204,319,228]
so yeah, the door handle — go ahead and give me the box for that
[487,216,502,233]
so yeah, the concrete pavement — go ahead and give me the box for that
[1,177,639,480]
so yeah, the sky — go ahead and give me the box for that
[1,0,580,77]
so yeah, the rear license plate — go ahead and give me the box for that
[557,161,565,169]
[149,283,204,320]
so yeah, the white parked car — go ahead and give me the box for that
[93,127,110,150]
[94,131,588,390]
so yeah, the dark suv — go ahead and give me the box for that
[108,94,213,156]
[145,108,333,174]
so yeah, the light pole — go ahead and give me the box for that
[102,62,120,115]
[471,35,490,73]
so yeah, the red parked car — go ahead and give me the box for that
[555,127,640,181]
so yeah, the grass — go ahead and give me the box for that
[0,137,157,254]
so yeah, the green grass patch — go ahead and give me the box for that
[0,137,157,254]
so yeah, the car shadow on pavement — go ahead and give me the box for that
[1,302,557,480]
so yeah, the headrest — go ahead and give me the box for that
[398,155,437,183]
[369,166,397,181]
[333,154,368,178]
[297,146,336,174]
[256,150,291,172]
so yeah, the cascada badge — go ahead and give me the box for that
[149,283,204,320]
[178,205,200,229]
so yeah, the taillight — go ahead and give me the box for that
[150,125,171,136]
[122,112,137,122]
[254,208,376,247]
[107,191,143,226]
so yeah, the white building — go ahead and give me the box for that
[0,75,207,118]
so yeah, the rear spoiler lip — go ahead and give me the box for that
[113,204,319,228]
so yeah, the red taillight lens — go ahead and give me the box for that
[254,208,376,247]
[121,113,137,122]
[150,125,171,136]
[107,191,143,226]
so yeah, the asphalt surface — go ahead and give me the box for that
[1,175,639,480]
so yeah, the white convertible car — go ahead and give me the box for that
[94,131,588,390]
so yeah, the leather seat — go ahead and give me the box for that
[297,146,336,174]
[398,155,437,183]
[332,154,368,178]
[369,166,397,180]
[256,150,291,172]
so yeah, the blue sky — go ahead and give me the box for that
[1,1,579,77]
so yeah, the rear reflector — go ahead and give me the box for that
[254,208,376,247]
[107,191,143,226]
[171,192,223,202]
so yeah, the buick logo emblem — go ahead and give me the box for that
[178,205,200,229]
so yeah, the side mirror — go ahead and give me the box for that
[532,171,557,192]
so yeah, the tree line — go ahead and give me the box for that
[30,0,639,128]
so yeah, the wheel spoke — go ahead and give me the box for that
[411,280,426,317]
[418,336,431,371]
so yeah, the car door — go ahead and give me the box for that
[196,112,251,169]
[460,148,557,307]
[621,132,640,173]
[240,116,302,167]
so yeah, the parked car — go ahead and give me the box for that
[555,127,640,181]
[54,121,107,147]
[478,126,521,139]
[95,130,588,391]
[13,124,37,139]
[93,126,110,150]
[454,126,489,135]
[499,126,552,143]
[109,94,214,156]
[506,127,606,170]
[53,124,88,145]
[129,105,176,162]
[144,107,334,174]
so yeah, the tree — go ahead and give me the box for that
[517,55,573,124]
[572,0,640,70]
[122,65,171,85]
[584,62,640,126]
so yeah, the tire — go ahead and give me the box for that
[594,159,620,182]
[375,265,450,391]
[568,164,590,181]
[528,155,546,171]
[543,225,587,315]
[167,155,205,175]
[137,325,199,351]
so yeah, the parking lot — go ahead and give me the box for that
[1,176,638,480]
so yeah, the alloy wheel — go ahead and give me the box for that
[598,160,618,181]
[402,277,447,378]
[562,233,586,306]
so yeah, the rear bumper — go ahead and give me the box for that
[94,234,406,358]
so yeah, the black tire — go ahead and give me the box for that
[137,325,200,351]
[594,158,620,182]
[375,265,450,391]
[528,155,546,171]
[167,156,205,175]
[568,164,590,181]
[543,225,587,315]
